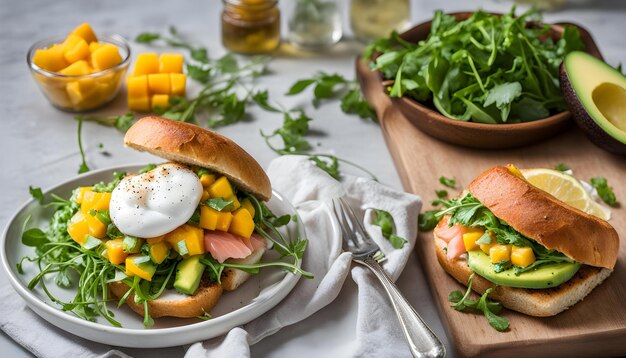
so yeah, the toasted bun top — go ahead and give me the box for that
[124,116,271,201]
[468,166,619,269]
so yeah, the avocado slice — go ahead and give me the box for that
[174,255,205,295]
[468,250,581,289]
[560,51,626,154]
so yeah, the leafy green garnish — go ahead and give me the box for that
[418,210,439,231]
[92,171,126,193]
[310,155,340,180]
[448,273,509,332]
[590,177,617,207]
[205,198,234,211]
[75,113,136,133]
[286,72,376,121]
[138,164,157,174]
[76,117,90,174]
[29,186,44,204]
[372,209,407,249]
[554,163,570,172]
[368,8,585,123]
[435,190,448,199]
[438,176,456,188]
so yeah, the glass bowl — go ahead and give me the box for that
[27,34,131,112]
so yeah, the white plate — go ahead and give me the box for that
[1,165,303,348]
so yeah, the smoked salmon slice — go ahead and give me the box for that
[434,215,468,260]
[204,230,266,263]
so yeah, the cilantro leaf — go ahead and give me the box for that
[373,209,407,249]
[286,79,316,95]
[135,33,160,43]
[435,190,448,199]
[590,177,617,207]
[448,273,509,332]
[340,88,377,121]
[29,186,44,204]
[310,155,340,180]
[418,210,439,231]
[252,90,282,113]
[554,163,570,172]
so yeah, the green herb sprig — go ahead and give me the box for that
[590,177,617,207]
[372,209,407,249]
[448,273,509,332]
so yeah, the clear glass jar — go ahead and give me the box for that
[222,0,280,54]
[350,0,410,42]
[286,0,342,50]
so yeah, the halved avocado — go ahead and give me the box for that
[560,51,626,154]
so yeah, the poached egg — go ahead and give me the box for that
[110,163,203,238]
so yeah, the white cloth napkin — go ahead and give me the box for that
[0,155,421,358]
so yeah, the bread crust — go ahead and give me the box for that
[468,166,619,269]
[434,236,612,317]
[124,116,271,201]
[109,277,223,318]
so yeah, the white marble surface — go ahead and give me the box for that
[1,0,625,357]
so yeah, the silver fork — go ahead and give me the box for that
[332,197,445,358]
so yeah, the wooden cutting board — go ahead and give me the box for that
[356,58,626,358]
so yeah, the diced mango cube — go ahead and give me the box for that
[90,44,122,71]
[128,96,151,112]
[208,176,234,199]
[165,224,204,256]
[200,206,219,230]
[89,41,104,53]
[85,212,107,238]
[64,37,90,64]
[149,242,170,264]
[125,255,156,281]
[75,186,93,204]
[159,53,183,74]
[66,81,97,106]
[151,94,170,110]
[67,212,89,245]
[33,47,68,72]
[170,73,186,96]
[147,73,170,94]
[511,246,536,268]
[462,230,483,252]
[80,191,111,214]
[489,244,512,264]
[146,235,165,244]
[229,208,255,238]
[240,198,255,218]
[201,190,210,201]
[132,53,159,76]
[60,60,92,76]
[200,173,216,187]
[215,211,233,232]
[480,242,496,254]
[104,239,127,265]
[70,23,98,43]
[61,35,83,52]
[226,195,241,211]
[126,75,148,98]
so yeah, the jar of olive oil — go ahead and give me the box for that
[222,0,280,54]
[350,0,410,42]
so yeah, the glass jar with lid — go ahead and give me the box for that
[350,0,410,42]
[222,0,280,54]
[286,0,343,50]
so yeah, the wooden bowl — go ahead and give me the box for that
[382,12,603,149]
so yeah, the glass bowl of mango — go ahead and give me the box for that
[27,23,130,112]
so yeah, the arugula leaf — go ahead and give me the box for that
[554,163,570,172]
[22,228,48,248]
[310,155,340,180]
[373,209,407,249]
[135,33,160,43]
[418,210,439,231]
[76,113,135,132]
[435,190,448,199]
[438,176,456,188]
[340,88,377,121]
[252,90,282,113]
[286,79,316,95]
[138,164,157,174]
[448,273,509,331]
[206,198,234,211]
[29,186,44,204]
[92,171,126,193]
[262,110,312,155]
[590,177,617,207]
[368,8,584,123]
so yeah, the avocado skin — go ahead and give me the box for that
[468,250,581,289]
[560,63,626,155]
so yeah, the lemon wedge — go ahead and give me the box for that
[521,168,611,220]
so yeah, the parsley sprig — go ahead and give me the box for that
[448,273,509,332]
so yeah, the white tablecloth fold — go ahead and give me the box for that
[0,155,421,358]
[186,155,422,357]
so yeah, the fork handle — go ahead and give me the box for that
[357,257,446,358]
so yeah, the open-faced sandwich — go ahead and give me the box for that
[21,116,309,326]
[433,165,619,317]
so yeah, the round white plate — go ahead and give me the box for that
[1,165,304,348]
